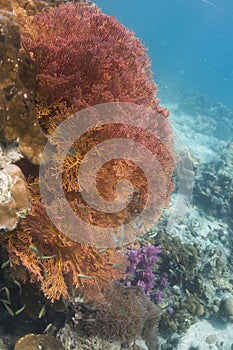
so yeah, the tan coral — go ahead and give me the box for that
[0,3,47,165]
[0,164,30,230]
[14,333,65,350]
[11,0,66,20]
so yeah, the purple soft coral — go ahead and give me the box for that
[124,244,161,297]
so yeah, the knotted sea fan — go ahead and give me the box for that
[18,2,175,245]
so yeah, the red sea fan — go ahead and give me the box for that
[18,2,175,243]
[19,2,168,126]
[0,2,177,300]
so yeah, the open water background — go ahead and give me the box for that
[95,0,233,111]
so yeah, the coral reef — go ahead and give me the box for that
[0,164,30,231]
[179,94,233,142]
[0,3,47,164]
[193,142,233,226]
[57,324,149,350]
[90,282,160,345]
[0,1,176,349]
[153,232,198,291]
[136,231,201,334]
[57,282,160,350]
[146,207,233,336]
[158,295,197,335]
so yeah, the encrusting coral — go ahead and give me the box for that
[1,0,64,20]
[0,1,47,165]
[14,333,64,350]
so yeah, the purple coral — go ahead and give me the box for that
[124,244,161,297]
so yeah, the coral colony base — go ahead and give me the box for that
[0,1,233,350]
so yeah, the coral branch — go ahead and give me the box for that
[1,184,129,301]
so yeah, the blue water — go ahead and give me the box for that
[95,0,233,109]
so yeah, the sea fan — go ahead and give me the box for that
[0,183,129,301]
